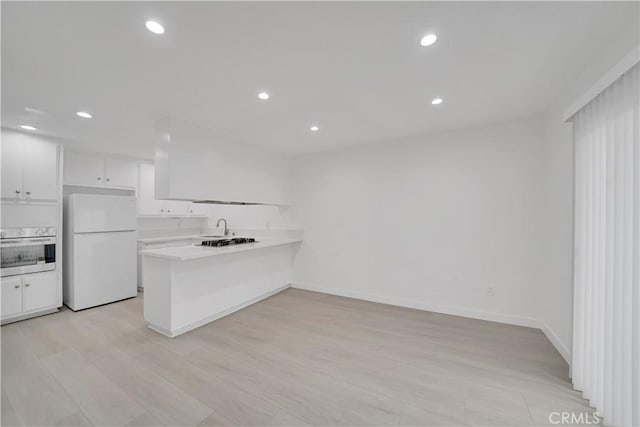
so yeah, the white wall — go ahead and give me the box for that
[289,31,639,363]
[538,108,574,360]
[291,117,547,327]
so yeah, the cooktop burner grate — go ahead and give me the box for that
[200,237,257,247]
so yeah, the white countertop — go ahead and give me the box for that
[140,237,302,261]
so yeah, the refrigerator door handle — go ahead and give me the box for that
[74,230,136,234]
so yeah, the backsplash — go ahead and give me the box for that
[137,217,207,239]
[207,204,292,230]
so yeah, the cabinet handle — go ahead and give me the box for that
[24,283,30,287]
[160,209,164,212]
[14,284,20,289]
[106,178,110,182]
[15,190,21,194]
[97,177,102,181]
[26,191,31,196]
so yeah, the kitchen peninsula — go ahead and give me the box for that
[141,235,301,337]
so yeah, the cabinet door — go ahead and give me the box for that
[165,200,189,216]
[1,277,23,318]
[22,138,59,201]
[188,202,210,216]
[137,163,166,215]
[1,134,24,201]
[105,158,137,188]
[22,271,57,313]
[64,152,105,186]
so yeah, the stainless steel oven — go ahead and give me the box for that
[0,227,56,277]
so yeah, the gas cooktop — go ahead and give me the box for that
[200,237,257,247]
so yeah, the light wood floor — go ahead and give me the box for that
[2,288,596,427]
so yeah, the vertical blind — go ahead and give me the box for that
[572,63,639,427]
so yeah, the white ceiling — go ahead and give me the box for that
[2,1,638,158]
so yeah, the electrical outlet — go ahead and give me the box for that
[487,286,496,296]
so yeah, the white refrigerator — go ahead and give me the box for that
[64,194,137,311]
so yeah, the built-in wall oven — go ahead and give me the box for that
[0,227,56,277]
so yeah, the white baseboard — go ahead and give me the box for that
[293,281,540,328]
[292,281,571,363]
[1,307,60,325]
[540,321,571,363]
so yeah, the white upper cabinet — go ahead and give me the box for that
[137,162,207,217]
[155,117,291,205]
[187,203,210,216]
[165,200,189,216]
[138,163,166,215]
[64,152,105,186]
[1,136,24,201]
[1,131,59,202]
[22,138,59,201]
[64,152,137,189]
[104,158,138,188]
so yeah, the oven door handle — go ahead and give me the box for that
[1,238,55,245]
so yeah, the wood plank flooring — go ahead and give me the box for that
[1,288,597,426]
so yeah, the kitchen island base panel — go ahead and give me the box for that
[143,244,295,337]
[147,284,290,338]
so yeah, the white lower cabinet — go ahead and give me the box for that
[2,277,23,318]
[22,271,58,313]
[1,271,58,322]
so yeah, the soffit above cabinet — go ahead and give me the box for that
[155,117,291,205]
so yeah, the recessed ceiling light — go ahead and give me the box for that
[258,92,270,100]
[24,106,48,115]
[431,98,443,105]
[420,34,437,47]
[76,111,92,119]
[145,20,165,35]
[310,126,319,132]
[20,125,37,131]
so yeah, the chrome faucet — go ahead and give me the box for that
[216,218,229,236]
